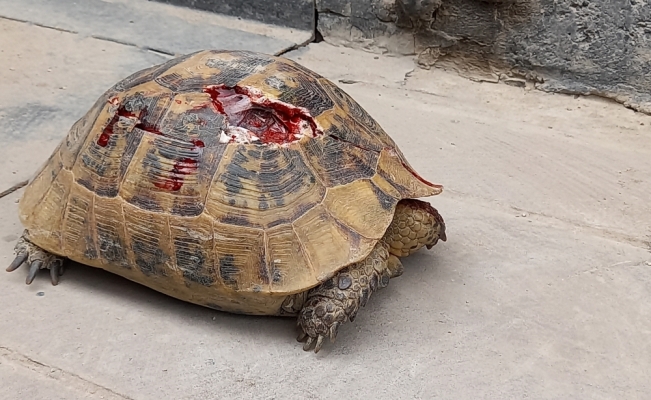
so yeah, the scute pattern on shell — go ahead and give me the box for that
[17,50,441,314]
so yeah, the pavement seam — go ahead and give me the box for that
[0,14,77,34]
[0,346,134,400]
[0,14,174,57]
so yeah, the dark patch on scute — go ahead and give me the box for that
[267,218,290,228]
[171,201,204,217]
[219,255,239,285]
[370,181,397,211]
[334,219,363,250]
[132,238,169,277]
[272,267,283,283]
[257,245,269,285]
[228,198,236,206]
[76,177,94,192]
[84,236,98,260]
[290,201,318,221]
[265,75,290,91]
[128,194,164,212]
[175,241,215,287]
[377,168,411,196]
[220,148,254,195]
[247,148,262,159]
[97,231,129,267]
[258,194,269,211]
[94,186,119,198]
[221,214,256,227]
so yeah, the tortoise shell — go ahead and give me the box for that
[18,50,442,314]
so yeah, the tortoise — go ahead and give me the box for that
[7,50,446,353]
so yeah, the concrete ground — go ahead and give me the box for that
[1,1,650,399]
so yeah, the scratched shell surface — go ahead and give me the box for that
[18,50,441,311]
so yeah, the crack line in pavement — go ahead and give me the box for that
[0,15,176,57]
[0,15,77,34]
[274,35,316,56]
[0,346,134,400]
[0,180,28,199]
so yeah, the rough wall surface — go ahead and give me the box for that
[154,0,315,31]
[317,0,651,113]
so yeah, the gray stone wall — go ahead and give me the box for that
[317,0,651,113]
[155,0,315,31]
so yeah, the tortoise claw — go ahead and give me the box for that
[314,335,325,353]
[6,253,28,272]
[26,261,42,285]
[329,322,340,342]
[303,336,314,351]
[50,263,60,286]
[7,231,65,286]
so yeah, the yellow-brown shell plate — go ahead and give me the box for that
[19,50,442,299]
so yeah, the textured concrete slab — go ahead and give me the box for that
[1,13,651,400]
[0,0,310,56]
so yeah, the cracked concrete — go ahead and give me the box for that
[1,347,132,400]
[1,2,651,398]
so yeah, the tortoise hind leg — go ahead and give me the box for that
[6,230,65,285]
[382,199,446,257]
[297,242,399,353]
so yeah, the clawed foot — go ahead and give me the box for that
[6,232,65,285]
[296,243,393,354]
[296,295,346,353]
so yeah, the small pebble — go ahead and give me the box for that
[36,292,45,296]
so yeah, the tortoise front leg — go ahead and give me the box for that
[297,242,398,353]
[6,230,65,285]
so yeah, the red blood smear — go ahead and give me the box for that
[203,85,319,145]
[400,160,441,188]
[97,106,145,147]
[134,120,162,136]
[153,158,198,192]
